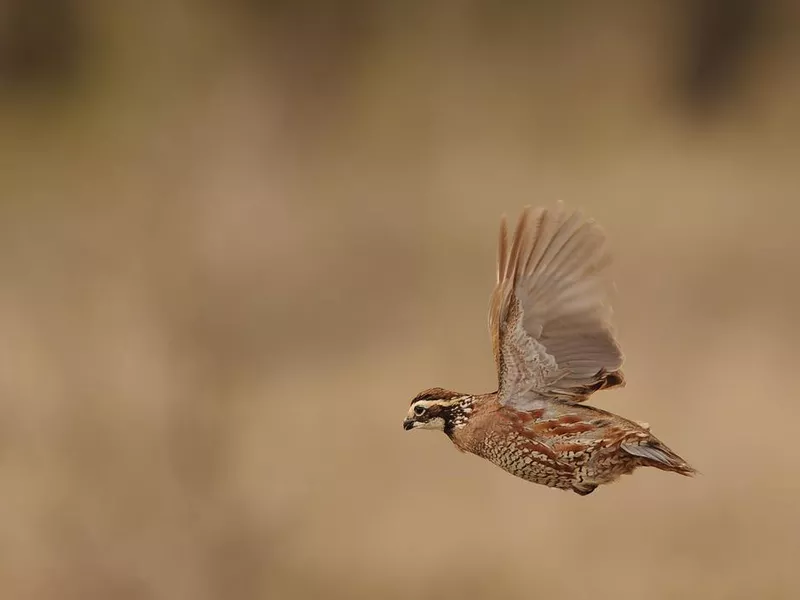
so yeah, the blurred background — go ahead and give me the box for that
[1,1,799,599]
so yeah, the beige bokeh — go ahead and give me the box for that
[1,3,799,599]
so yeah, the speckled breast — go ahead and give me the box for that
[477,430,576,489]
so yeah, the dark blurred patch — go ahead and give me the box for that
[0,0,84,92]
[231,0,378,138]
[674,0,765,118]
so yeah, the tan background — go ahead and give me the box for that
[1,2,799,599]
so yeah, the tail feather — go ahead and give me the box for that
[622,441,696,476]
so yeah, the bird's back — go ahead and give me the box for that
[450,395,694,494]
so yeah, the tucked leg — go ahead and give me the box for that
[572,483,597,496]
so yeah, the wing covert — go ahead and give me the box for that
[489,204,625,410]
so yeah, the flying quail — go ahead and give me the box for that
[403,205,694,495]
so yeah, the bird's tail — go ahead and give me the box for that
[622,440,696,476]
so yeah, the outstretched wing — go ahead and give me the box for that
[488,204,624,410]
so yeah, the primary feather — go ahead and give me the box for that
[489,204,625,410]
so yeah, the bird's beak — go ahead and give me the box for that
[403,419,415,431]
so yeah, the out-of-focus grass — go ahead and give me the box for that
[0,3,799,599]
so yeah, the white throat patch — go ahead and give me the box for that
[412,417,446,431]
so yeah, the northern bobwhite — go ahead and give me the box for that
[403,205,694,495]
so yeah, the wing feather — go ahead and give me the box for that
[489,204,625,409]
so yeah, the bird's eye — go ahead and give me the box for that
[414,405,426,416]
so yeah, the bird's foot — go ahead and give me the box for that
[572,484,597,496]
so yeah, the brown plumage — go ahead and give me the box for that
[403,204,694,495]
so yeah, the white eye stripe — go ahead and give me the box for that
[411,397,469,409]
[411,400,435,410]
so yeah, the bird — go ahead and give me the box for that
[403,204,694,495]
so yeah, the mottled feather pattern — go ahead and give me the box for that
[405,204,694,495]
[445,394,694,494]
[490,204,624,408]
[497,296,557,405]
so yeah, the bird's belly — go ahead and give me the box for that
[473,429,641,490]
[475,432,576,490]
